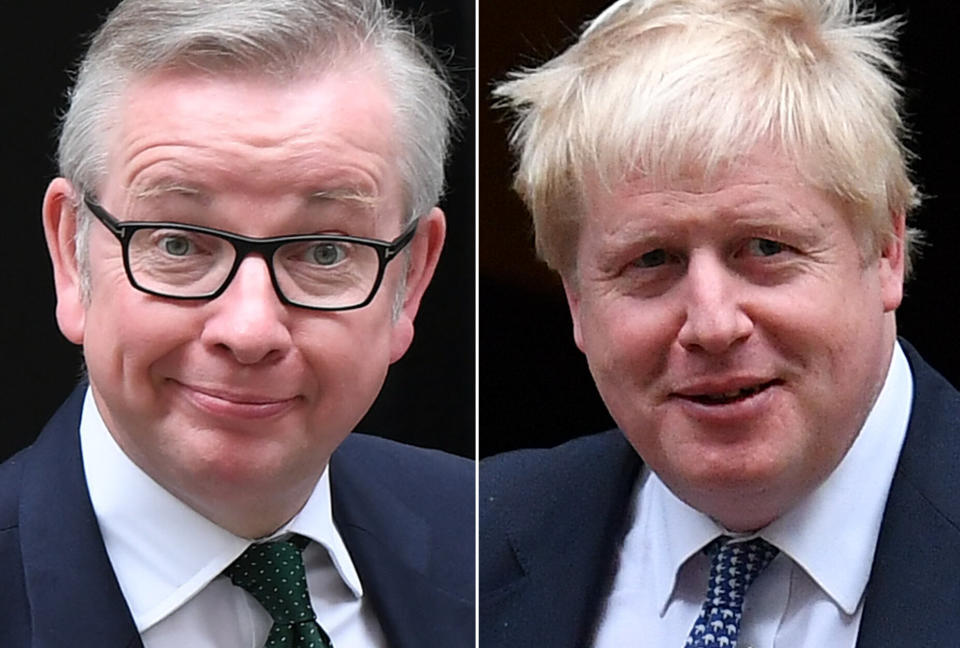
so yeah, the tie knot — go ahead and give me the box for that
[706,536,778,612]
[684,536,779,647]
[225,535,316,625]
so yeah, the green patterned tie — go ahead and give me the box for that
[224,534,335,648]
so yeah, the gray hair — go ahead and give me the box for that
[60,0,454,293]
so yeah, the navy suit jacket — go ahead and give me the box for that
[0,386,474,647]
[480,342,960,646]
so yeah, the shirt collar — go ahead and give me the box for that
[649,341,913,615]
[764,341,912,613]
[79,388,365,632]
[642,468,723,615]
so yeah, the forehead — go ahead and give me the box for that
[583,146,845,228]
[591,145,795,198]
[101,61,399,215]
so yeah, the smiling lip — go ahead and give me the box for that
[669,377,783,425]
[672,378,783,406]
[172,380,301,419]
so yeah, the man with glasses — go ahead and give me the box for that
[0,0,472,646]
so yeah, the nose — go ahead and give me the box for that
[200,256,293,365]
[676,251,753,354]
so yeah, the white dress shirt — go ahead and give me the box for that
[593,342,913,648]
[79,389,387,647]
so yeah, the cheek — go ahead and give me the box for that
[308,335,389,389]
[578,297,677,413]
[581,297,675,373]
[305,353,388,442]
[84,294,201,393]
[82,252,174,365]
[748,284,890,454]
[760,275,886,384]
[299,313,394,403]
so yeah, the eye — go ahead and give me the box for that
[632,249,669,268]
[160,235,193,257]
[310,242,347,266]
[746,238,787,257]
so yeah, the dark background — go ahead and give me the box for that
[1,0,475,461]
[480,0,960,457]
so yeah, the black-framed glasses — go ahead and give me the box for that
[83,196,419,311]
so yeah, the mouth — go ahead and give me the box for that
[171,380,301,419]
[188,384,296,405]
[676,380,782,406]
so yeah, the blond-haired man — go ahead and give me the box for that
[481,1,960,646]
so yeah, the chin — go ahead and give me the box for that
[193,450,310,494]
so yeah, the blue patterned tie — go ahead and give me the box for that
[684,536,778,648]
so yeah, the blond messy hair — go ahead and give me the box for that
[495,0,921,277]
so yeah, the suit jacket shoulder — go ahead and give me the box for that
[857,342,960,646]
[0,445,30,646]
[480,431,640,647]
[0,386,142,648]
[331,433,475,648]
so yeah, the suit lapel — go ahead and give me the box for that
[857,343,960,646]
[329,438,473,648]
[19,386,142,648]
[484,433,641,648]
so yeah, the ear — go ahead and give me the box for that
[561,274,586,353]
[43,178,87,345]
[878,210,906,313]
[389,207,446,363]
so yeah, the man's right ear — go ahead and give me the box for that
[43,178,86,345]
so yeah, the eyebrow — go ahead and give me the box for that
[131,182,204,201]
[129,182,378,211]
[601,204,826,248]
[308,188,378,208]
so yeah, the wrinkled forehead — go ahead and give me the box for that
[96,61,401,226]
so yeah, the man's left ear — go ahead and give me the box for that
[389,207,445,363]
[879,210,906,313]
